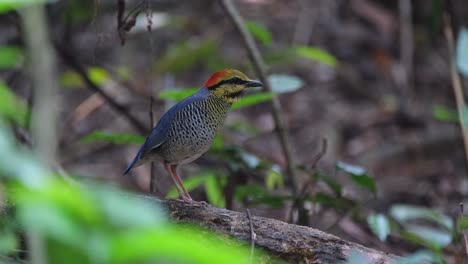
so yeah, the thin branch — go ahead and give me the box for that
[219,0,300,217]
[291,138,328,223]
[55,44,149,134]
[398,0,414,93]
[245,209,256,263]
[19,3,58,263]
[146,11,157,194]
[149,86,157,193]
[459,203,468,259]
[444,14,468,167]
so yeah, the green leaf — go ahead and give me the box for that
[60,67,111,88]
[367,213,391,241]
[232,92,273,110]
[96,188,165,228]
[350,173,377,195]
[405,225,452,248]
[0,46,23,69]
[246,20,272,46]
[336,161,376,195]
[82,131,145,145]
[166,174,207,198]
[0,0,52,14]
[458,215,468,230]
[463,106,468,127]
[17,202,86,247]
[456,27,468,77]
[234,185,289,207]
[396,250,437,264]
[159,88,198,102]
[336,161,366,175]
[0,231,17,254]
[14,181,102,224]
[315,172,342,196]
[294,45,337,67]
[268,74,304,94]
[265,165,283,190]
[110,227,254,264]
[432,105,458,123]
[60,70,83,88]
[154,39,218,73]
[0,122,48,186]
[344,249,373,264]
[390,204,453,230]
[205,173,226,208]
[0,80,28,127]
[211,134,225,151]
[88,67,110,86]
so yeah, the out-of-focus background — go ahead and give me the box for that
[2,0,468,263]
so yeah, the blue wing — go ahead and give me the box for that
[123,89,208,174]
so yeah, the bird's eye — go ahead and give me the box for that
[230,77,244,84]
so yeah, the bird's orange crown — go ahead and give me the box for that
[204,69,246,88]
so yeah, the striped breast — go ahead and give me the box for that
[157,93,231,164]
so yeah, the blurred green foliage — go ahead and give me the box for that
[60,67,111,88]
[246,21,272,46]
[0,118,256,263]
[0,80,29,127]
[366,204,457,263]
[432,105,459,123]
[367,213,391,241]
[154,39,225,73]
[294,46,338,67]
[82,131,145,145]
[336,161,377,195]
[0,0,50,14]
[0,46,23,69]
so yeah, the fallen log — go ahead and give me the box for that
[145,197,399,264]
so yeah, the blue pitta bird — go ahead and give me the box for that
[124,69,263,202]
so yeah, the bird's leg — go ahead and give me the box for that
[169,165,193,202]
[164,163,185,200]
[169,166,206,205]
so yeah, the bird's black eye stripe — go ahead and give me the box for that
[207,77,248,90]
[229,77,247,85]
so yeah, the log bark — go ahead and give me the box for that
[144,197,399,264]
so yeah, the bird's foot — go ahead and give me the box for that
[177,195,207,205]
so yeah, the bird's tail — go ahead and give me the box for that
[123,146,145,175]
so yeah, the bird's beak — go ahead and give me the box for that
[246,79,263,88]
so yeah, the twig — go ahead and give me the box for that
[145,0,152,32]
[245,209,256,263]
[19,3,59,263]
[146,9,157,194]
[460,203,468,260]
[310,138,328,170]
[444,14,468,167]
[149,83,157,193]
[291,138,327,223]
[219,0,301,220]
[55,44,149,134]
[398,0,414,94]
[117,0,146,45]
[299,138,328,197]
